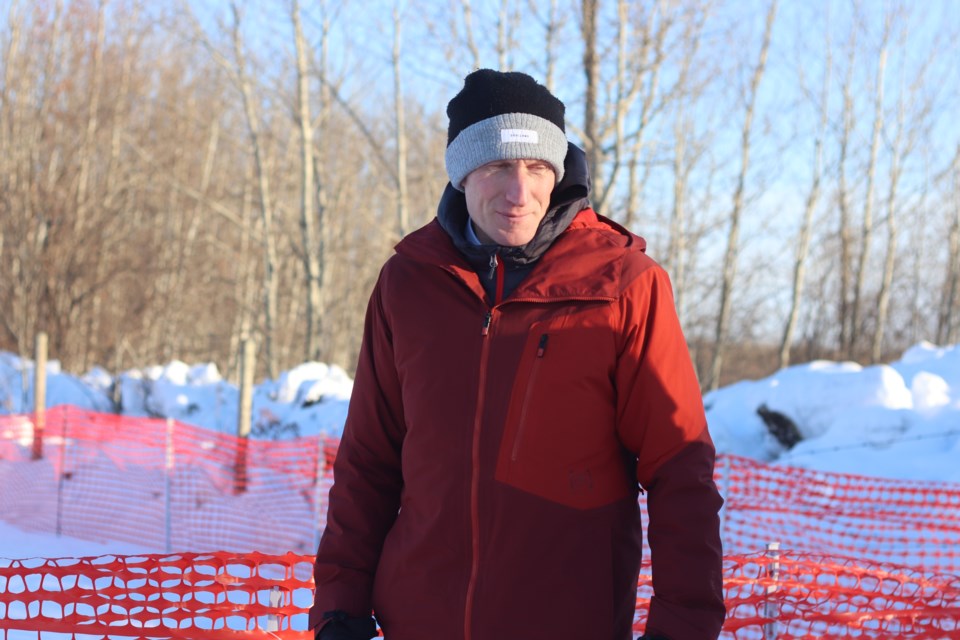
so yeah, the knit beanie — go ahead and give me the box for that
[445,69,567,191]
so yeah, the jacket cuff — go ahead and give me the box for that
[314,611,378,640]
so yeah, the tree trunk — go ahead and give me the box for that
[74,0,105,236]
[89,8,136,368]
[938,146,960,345]
[74,0,107,370]
[292,0,323,362]
[460,0,482,70]
[496,0,515,70]
[709,0,776,391]
[531,0,560,91]
[393,1,410,239]
[780,21,831,369]
[872,93,904,363]
[313,3,334,364]
[664,8,706,323]
[668,112,688,318]
[849,17,889,360]
[580,0,601,202]
[232,3,279,378]
[835,18,861,358]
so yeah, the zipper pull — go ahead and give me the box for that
[536,334,549,357]
[488,253,498,280]
[482,311,492,336]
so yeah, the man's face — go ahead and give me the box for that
[462,159,555,246]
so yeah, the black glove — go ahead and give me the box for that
[315,610,378,640]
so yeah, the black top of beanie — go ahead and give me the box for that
[446,69,565,146]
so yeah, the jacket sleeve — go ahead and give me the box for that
[614,264,726,639]
[309,272,406,630]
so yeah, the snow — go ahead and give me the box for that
[704,342,960,483]
[2,341,960,558]
[0,520,158,559]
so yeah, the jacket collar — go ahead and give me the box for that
[435,142,591,273]
[396,209,644,303]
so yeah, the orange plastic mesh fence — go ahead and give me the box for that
[2,406,960,636]
[1,551,958,638]
[716,454,960,574]
[3,406,959,572]
[0,551,314,639]
[0,407,337,556]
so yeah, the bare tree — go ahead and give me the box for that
[308,0,336,366]
[848,12,890,360]
[87,0,141,369]
[0,0,32,357]
[872,9,935,363]
[1,0,156,371]
[664,4,710,321]
[938,146,960,345]
[495,0,521,71]
[871,102,901,364]
[73,0,106,235]
[230,2,280,378]
[526,0,563,91]
[62,0,108,370]
[579,0,601,199]
[666,113,693,320]
[393,0,410,238]
[230,169,259,374]
[708,0,776,391]
[292,0,323,362]
[835,23,858,357]
[460,0,482,70]
[780,10,831,368]
[598,0,660,216]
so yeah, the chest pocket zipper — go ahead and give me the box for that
[510,334,549,462]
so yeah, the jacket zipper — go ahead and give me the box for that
[488,253,504,304]
[510,334,549,462]
[465,309,494,640]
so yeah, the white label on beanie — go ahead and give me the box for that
[501,129,539,144]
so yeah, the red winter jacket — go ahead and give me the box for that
[311,209,725,639]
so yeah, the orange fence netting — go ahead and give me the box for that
[0,552,313,639]
[1,551,958,639]
[1,406,959,638]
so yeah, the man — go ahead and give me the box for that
[310,69,725,640]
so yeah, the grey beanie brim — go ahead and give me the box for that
[445,113,567,191]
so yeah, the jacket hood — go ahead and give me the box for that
[436,142,592,269]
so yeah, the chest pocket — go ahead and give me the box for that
[493,309,635,509]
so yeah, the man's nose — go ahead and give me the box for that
[504,167,531,205]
